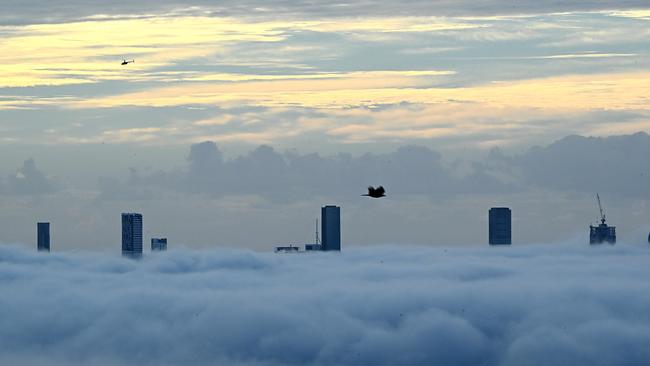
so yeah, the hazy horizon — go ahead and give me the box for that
[2,130,650,251]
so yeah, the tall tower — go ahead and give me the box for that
[37,222,50,252]
[122,213,143,258]
[321,205,341,251]
[489,207,511,245]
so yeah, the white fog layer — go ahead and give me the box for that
[1,243,649,366]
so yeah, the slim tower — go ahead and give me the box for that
[37,222,50,252]
[321,205,341,251]
[122,213,143,258]
[151,238,167,251]
[304,219,322,251]
[489,207,511,245]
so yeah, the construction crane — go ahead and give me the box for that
[596,193,606,224]
[590,193,616,244]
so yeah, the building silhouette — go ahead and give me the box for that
[151,238,167,251]
[275,245,300,253]
[321,205,341,251]
[489,207,511,245]
[37,222,50,252]
[589,221,616,244]
[589,194,616,245]
[122,213,143,258]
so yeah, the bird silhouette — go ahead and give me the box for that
[362,186,386,198]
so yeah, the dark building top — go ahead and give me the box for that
[590,222,616,245]
[489,207,511,245]
[122,213,143,258]
[37,222,50,252]
[151,238,167,251]
[322,205,341,251]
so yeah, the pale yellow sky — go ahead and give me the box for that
[0,9,648,148]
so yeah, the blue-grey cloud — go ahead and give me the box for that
[510,131,650,198]
[104,131,650,203]
[1,243,649,365]
[2,158,58,195]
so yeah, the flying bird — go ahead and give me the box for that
[362,186,386,198]
[121,59,135,65]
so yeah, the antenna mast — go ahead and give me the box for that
[596,193,606,224]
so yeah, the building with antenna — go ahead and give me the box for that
[590,194,616,244]
[489,207,511,245]
[305,219,322,251]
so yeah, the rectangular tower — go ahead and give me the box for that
[489,207,511,245]
[37,222,50,252]
[151,238,167,251]
[321,205,341,251]
[122,213,143,258]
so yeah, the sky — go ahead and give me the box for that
[2,243,650,365]
[1,1,650,250]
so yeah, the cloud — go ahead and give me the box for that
[1,1,649,25]
[1,243,650,366]
[107,131,650,203]
[510,132,650,198]
[2,158,58,195]
[114,141,514,202]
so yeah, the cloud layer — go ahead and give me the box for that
[108,132,650,202]
[1,243,650,365]
[1,1,649,25]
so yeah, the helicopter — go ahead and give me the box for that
[121,59,135,65]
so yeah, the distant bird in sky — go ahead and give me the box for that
[362,186,386,198]
[121,59,134,65]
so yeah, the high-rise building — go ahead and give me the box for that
[37,222,50,252]
[489,207,511,245]
[321,205,341,251]
[151,238,167,251]
[122,213,143,258]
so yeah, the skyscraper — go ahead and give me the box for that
[321,205,341,251]
[489,207,511,245]
[122,213,143,258]
[151,238,167,251]
[37,222,50,252]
